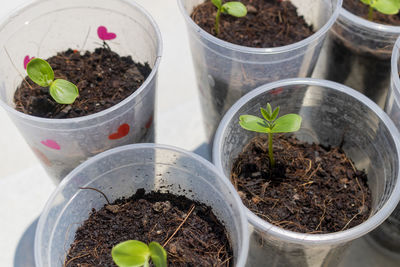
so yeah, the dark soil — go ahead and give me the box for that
[191,0,314,48]
[344,0,400,26]
[14,45,151,118]
[64,189,233,267]
[231,135,371,233]
[321,32,390,107]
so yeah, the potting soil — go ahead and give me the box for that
[64,189,233,266]
[191,0,314,48]
[14,46,151,118]
[231,135,371,234]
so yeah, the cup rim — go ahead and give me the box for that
[340,8,400,34]
[391,37,400,101]
[177,0,342,55]
[0,0,163,125]
[35,143,250,267]
[212,77,400,245]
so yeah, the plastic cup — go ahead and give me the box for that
[314,8,400,108]
[0,0,162,183]
[374,36,400,253]
[34,144,249,267]
[213,78,400,266]
[178,0,342,145]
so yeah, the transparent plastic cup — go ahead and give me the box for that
[0,0,162,183]
[375,36,400,253]
[178,0,342,145]
[213,78,400,266]
[34,144,249,267]
[314,9,400,108]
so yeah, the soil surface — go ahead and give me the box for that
[64,189,233,266]
[344,0,400,25]
[14,45,151,118]
[191,0,314,48]
[231,135,371,233]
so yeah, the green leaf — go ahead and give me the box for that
[212,0,222,9]
[112,240,150,267]
[221,2,247,17]
[49,79,79,104]
[266,103,273,116]
[270,114,302,133]
[360,0,371,4]
[149,242,167,267]
[372,0,400,14]
[26,58,54,87]
[239,115,269,133]
[271,106,280,121]
[260,107,271,121]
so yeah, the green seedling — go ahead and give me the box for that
[26,58,79,104]
[212,0,247,35]
[112,240,167,267]
[239,103,302,168]
[360,0,400,20]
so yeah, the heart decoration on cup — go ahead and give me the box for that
[31,147,52,166]
[109,123,130,140]
[41,139,61,150]
[270,87,283,95]
[97,26,117,41]
[145,116,153,129]
[24,55,34,69]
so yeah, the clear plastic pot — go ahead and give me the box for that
[374,36,400,253]
[178,0,342,145]
[0,0,162,183]
[213,78,400,266]
[34,144,249,267]
[314,9,400,108]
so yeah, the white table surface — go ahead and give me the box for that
[0,0,205,266]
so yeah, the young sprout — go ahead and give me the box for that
[239,103,302,168]
[112,240,167,267]
[26,58,79,104]
[212,0,247,35]
[360,0,400,20]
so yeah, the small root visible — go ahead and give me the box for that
[341,177,366,231]
[163,204,195,247]
[64,252,91,267]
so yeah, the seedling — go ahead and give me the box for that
[360,0,400,20]
[212,0,247,35]
[239,103,302,168]
[112,240,167,267]
[26,58,79,104]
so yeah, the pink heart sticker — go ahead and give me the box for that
[24,55,34,69]
[41,139,61,150]
[97,26,117,41]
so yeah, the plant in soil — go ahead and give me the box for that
[64,189,233,266]
[232,106,372,234]
[360,0,400,20]
[26,58,79,104]
[211,0,247,35]
[112,240,167,267]
[239,103,302,168]
[191,0,314,48]
[14,46,151,118]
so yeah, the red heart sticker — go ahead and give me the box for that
[145,116,153,129]
[109,123,130,140]
[97,26,117,41]
[270,87,283,95]
[24,55,34,69]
